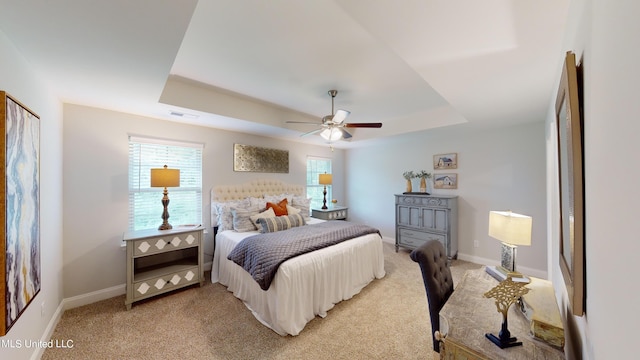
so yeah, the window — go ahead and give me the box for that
[128,136,203,231]
[306,157,332,210]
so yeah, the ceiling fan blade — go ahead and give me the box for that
[300,128,323,137]
[340,128,353,139]
[332,109,350,124]
[286,121,321,125]
[344,122,382,128]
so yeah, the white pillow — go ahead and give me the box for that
[232,205,262,232]
[264,193,294,205]
[286,204,301,215]
[214,199,249,232]
[292,196,312,222]
[250,207,276,228]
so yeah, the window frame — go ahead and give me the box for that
[306,156,332,210]
[128,136,203,231]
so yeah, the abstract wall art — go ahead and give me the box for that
[1,91,41,336]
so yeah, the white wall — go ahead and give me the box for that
[62,104,344,298]
[547,1,640,359]
[345,121,548,276]
[0,30,64,359]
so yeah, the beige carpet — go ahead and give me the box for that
[43,243,481,360]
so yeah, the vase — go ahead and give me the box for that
[406,179,412,192]
[420,177,427,192]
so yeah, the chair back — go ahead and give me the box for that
[410,240,454,352]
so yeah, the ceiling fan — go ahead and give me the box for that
[287,90,382,142]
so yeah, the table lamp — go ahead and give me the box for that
[488,210,532,274]
[319,173,332,210]
[151,165,180,230]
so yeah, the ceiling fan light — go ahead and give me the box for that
[320,127,343,141]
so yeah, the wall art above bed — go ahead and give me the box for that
[233,144,289,173]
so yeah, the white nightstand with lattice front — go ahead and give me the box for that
[123,226,204,310]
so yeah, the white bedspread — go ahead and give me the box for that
[211,220,386,336]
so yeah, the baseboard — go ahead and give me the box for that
[30,299,66,360]
[456,252,547,279]
[381,236,395,245]
[63,283,126,310]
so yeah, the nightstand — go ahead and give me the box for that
[312,205,348,220]
[123,226,204,310]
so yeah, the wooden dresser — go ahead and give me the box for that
[123,226,204,310]
[394,194,458,259]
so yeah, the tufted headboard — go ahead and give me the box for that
[211,179,305,202]
[210,179,305,226]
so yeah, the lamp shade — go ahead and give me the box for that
[150,165,180,188]
[488,211,532,246]
[319,173,333,185]
[320,127,343,141]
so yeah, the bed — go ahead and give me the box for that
[210,179,385,336]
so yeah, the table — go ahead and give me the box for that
[123,226,204,310]
[438,268,565,359]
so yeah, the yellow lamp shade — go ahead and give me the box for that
[150,165,180,188]
[319,173,333,185]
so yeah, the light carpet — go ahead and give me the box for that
[43,243,481,360]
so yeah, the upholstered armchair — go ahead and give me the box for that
[410,240,454,353]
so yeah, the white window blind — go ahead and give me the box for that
[306,157,332,210]
[128,136,203,231]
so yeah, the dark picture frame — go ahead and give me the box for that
[1,91,41,335]
[555,52,585,316]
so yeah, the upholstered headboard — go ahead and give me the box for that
[210,179,306,226]
[211,179,305,202]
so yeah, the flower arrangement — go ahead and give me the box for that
[403,170,431,179]
[403,170,432,193]
[402,171,415,180]
[416,170,432,179]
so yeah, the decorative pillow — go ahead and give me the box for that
[232,206,263,232]
[264,193,294,205]
[266,198,288,216]
[247,196,266,209]
[292,196,312,221]
[256,213,306,233]
[286,204,301,215]
[250,207,276,229]
[214,199,249,232]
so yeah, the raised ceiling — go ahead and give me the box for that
[0,0,569,148]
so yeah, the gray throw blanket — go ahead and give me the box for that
[227,221,381,290]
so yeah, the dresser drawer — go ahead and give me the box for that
[132,266,199,300]
[133,231,200,257]
[399,229,446,248]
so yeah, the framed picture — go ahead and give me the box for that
[1,91,41,335]
[433,153,457,169]
[434,173,457,189]
[555,51,584,316]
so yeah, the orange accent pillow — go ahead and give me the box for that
[266,198,288,216]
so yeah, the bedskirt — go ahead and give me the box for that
[211,230,386,336]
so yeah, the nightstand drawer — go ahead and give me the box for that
[132,266,199,300]
[133,231,200,257]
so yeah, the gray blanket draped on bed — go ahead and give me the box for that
[227,221,381,290]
